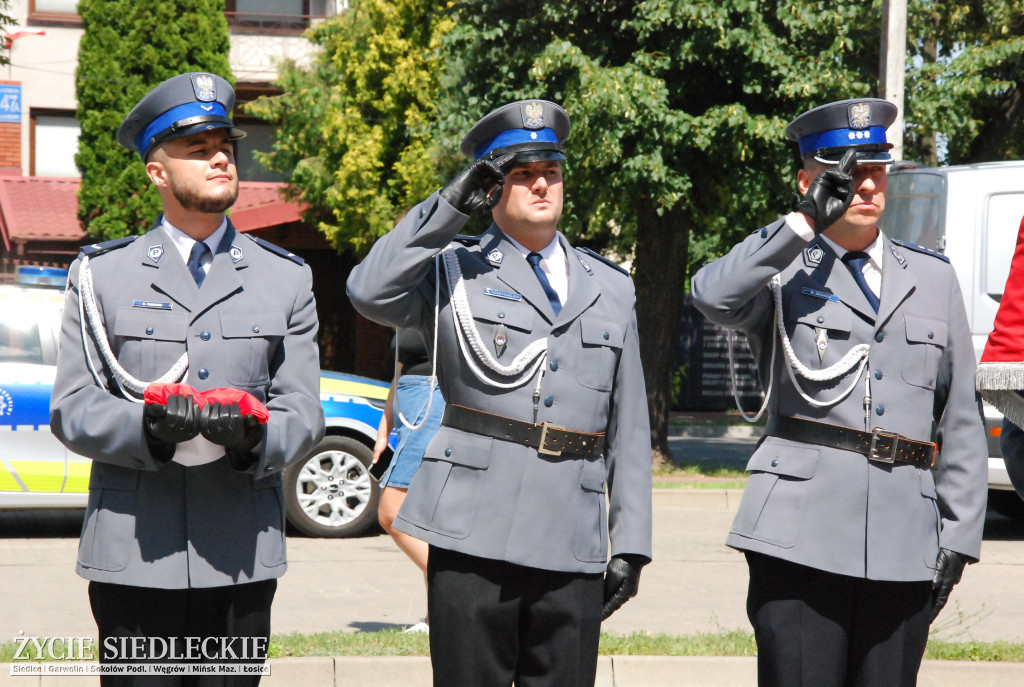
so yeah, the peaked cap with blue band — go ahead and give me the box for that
[116,72,246,160]
[460,100,570,163]
[785,98,898,166]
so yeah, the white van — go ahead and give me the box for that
[880,160,1024,516]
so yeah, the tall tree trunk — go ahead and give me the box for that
[633,197,688,470]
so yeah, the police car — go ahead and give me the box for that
[0,266,389,538]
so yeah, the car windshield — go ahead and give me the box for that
[0,299,44,364]
[879,171,945,252]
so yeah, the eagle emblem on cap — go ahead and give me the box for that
[848,102,871,130]
[523,101,545,129]
[193,74,216,102]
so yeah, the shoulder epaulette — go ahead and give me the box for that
[576,246,630,277]
[80,235,137,258]
[452,234,481,246]
[890,238,950,264]
[246,235,305,265]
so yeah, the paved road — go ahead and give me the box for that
[2,488,1023,645]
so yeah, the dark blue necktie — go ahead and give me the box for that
[842,251,879,312]
[187,241,210,288]
[526,252,562,315]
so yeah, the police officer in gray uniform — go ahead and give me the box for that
[691,99,987,687]
[347,100,652,687]
[50,72,325,684]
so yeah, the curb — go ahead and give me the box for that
[8,657,1024,686]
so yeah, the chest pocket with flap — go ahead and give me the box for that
[113,306,188,382]
[220,310,287,387]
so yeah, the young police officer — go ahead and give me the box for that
[691,98,988,686]
[50,73,325,684]
[348,100,652,687]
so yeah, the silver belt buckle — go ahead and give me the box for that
[538,422,567,456]
[868,428,898,464]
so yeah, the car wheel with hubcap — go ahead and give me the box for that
[284,435,381,537]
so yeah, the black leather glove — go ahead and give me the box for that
[440,158,506,216]
[199,401,263,471]
[791,148,857,233]
[930,548,968,622]
[601,555,647,620]
[143,394,200,463]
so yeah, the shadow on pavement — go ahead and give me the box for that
[348,621,407,632]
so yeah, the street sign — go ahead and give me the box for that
[0,84,21,123]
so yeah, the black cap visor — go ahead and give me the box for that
[147,116,246,156]
[809,143,894,166]
[484,140,565,166]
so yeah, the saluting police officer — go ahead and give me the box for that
[692,99,988,686]
[347,100,652,687]
[50,73,325,685]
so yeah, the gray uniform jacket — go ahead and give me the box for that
[691,218,987,581]
[50,220,325,589]
[347,192,652,574]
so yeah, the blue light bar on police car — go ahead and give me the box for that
[16,266,69,289]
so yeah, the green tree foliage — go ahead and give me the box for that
[905,0,1024,164]
[245,0,454,254]
[437,1,882,462]
[0,1,16,67]
[75,0,232,239]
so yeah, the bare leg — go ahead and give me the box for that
[379,486,430,624]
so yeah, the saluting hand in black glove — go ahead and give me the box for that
[791,148,857,234]
[930,548,968,622]
[601,555,647,620]
[440,157,509,216]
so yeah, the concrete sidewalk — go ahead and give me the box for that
[3,487,1024,685]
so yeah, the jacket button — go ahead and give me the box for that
[549,360,559,371]
[134,459,145,468]
[498,312,505,318]
[874,369,883,380]
[927,331,934,339]
[816,316,824,324]
[553,329,562,337]
[200,331,211,341]
[198,368,210,380]
[875,332,885,343]
[876,405,885,415]
[145,326,154,335]
[544,396,554,407]
[252,325,260,334]
[444,448,452,457]
[603,332,610,340]
[265,466,274,472]
[771,459,779,467]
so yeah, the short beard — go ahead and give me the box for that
[171,178,238,214]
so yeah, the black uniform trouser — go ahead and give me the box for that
[88,579,276,687]
[745,552,932,687]
[427,545,604,687]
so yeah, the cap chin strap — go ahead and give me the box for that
[730,274,871,422]
[77,255,188,403]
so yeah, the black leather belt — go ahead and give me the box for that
[441,404,606,458]
[765,416,937,468]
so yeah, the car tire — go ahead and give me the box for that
[284,435,381,538]
[987,488,1024,520]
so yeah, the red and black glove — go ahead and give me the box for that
[143,393,201,463]
[199,401,264,471]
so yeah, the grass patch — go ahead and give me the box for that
[5,630,1022,663]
